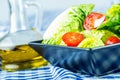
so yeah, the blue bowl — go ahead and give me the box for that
[29,40,120,76]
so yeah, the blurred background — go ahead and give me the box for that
[0,0,118,34]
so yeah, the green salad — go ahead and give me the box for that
[42,4,120,48]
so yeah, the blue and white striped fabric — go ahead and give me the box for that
[1,64,120,80]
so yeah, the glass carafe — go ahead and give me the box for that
[0,0,48,71]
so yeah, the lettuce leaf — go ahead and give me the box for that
[81,30,117,43]
[107,4,120,17]
[42,4,94,45]
[79,30,118,48]
[97,4,120,37]
[78,37,104,48]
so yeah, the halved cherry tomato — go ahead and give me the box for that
[62,32,84,47]
[84,12,106,30]
[105,36,120,45]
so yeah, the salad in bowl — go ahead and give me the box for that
[29,4,120,76]
[42,4,120,48]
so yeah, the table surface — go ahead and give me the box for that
[1,63,120,80]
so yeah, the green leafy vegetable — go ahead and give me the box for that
[42,4,94,45]
[107,4,120,16]
[97,4,120,37]
[78,37,104,48]
[81,30,117,43]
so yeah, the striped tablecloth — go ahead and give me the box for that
[1,63,120,80]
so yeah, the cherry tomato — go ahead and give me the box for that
[105,36,120,45]
[62,32,84,47]
[84,12,106,30]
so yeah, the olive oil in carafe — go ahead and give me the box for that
[0,45,49,71]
